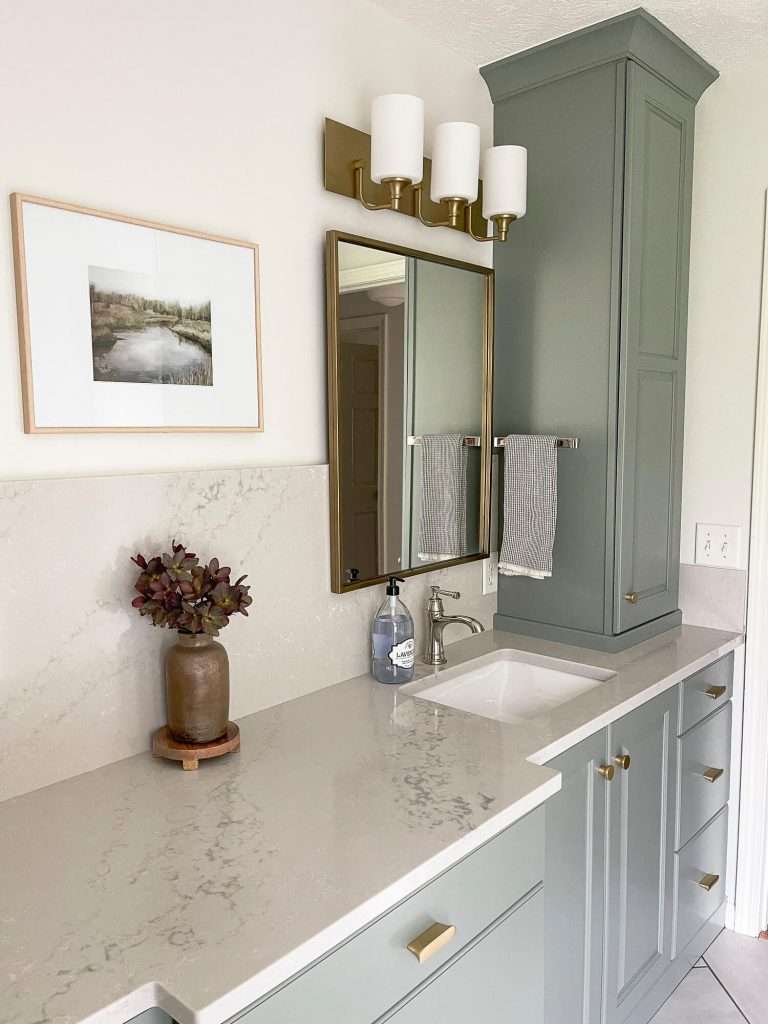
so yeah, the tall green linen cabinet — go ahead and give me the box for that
[482,10,718,650]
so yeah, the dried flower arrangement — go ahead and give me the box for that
[131,541,252,636]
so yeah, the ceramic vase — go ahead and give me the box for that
[165,633,229,743]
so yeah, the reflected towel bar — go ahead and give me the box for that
[407,435,482,447]
[406,435,579,449]
[494,436,579,449]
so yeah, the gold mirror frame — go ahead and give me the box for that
[325,230,494,594]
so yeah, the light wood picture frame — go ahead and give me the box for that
[11,193,263,433]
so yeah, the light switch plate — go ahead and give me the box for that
[695,523,742,568]
[482,552,499,594]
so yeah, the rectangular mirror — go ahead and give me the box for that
[326,231,493,592]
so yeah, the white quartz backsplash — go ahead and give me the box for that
[0,465,496,802]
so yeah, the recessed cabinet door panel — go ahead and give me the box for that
[603,689,677,1024]
[615,63,695,633]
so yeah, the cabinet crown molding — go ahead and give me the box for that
[480,8,718,104]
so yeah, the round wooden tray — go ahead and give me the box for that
[152,722,240,770]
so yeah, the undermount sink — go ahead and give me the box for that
[411,650,615,725]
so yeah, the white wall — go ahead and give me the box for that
[681,60,768,571]
[0,0,491,481]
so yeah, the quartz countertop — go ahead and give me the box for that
[0,625,741,1024]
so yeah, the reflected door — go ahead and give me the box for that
[339,316,385,582]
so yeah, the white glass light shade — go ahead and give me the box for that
[430,122,480,203]
[370,94,424,185]
[482,145,527,220]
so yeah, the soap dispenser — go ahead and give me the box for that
[371,576,415,684]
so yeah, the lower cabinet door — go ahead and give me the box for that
[603,689,677,1024]
[543,731,607,1024]
[379,887,543,1024]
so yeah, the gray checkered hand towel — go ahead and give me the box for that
[499,435,558,579]
[418,433,468,561]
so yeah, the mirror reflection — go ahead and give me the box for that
[328,234,492,592]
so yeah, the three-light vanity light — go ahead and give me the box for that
[352,94,527,243]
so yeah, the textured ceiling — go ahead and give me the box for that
[368,0,767,72]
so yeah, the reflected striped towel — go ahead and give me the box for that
[499,435,558,579]
[418,433,468,561]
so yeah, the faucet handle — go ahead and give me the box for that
[431,586,460,600]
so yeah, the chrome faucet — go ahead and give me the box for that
[424,586,485,666]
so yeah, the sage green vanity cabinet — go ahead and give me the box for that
[232,808,545,1024]
[603,689,678,1024]
[544,658,733,1024]
[482,10,718,650]
[125,1012,173,1024]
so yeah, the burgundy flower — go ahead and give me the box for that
[130,542,251,636]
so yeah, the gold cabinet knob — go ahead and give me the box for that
[613,754,631,771]
[702,766,724,783]
[697,873,720,893]
[597,764,615,781]
[406,921,456,963]
[624,592,639,604]
[705,685,727,700]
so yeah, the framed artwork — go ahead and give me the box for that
[10,193,263,433]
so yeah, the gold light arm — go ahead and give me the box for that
[464,204,517,242]
[412,184,466,229]
[353,162,409,212]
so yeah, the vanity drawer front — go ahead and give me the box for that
[678,703,731,849]
[679,653,733,734]
[674,806,727,957]
[383,885,543,1024]
[234,809,544,1024]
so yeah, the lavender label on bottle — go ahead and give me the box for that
[388,637,415,669]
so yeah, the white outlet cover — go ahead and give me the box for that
[482,552,499,595]
[695,523,742,569]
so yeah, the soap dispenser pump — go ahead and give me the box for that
[371,576,415,684]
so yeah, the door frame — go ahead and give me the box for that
[735,190,768,936]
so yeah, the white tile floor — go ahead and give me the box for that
[651,931,768,1023]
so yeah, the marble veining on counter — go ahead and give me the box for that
[0,625,741,1024]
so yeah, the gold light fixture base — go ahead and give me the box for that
[464,208,517,242]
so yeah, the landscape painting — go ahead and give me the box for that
[89,266,213,386]
[12,193,262,432]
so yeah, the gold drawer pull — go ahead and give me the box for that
[702,767,725,783]
[407,922,457,963]
[705,685,727,700]
[613,754,631,771]
[597,764,615,781]
[624,592,639,604]
[697,873,720,893]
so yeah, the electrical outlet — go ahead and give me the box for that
[695,523,742,568]
[482,552,499,594]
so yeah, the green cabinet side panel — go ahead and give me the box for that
[493,61,625,635]
[614,62,694,633]
[603,688,678,1024]
[543,731,607,1024]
